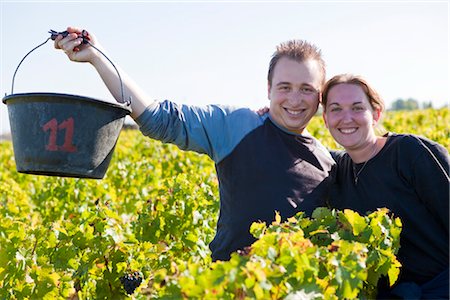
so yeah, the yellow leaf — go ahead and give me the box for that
[273,211,281,225]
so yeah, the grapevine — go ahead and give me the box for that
[0,108,447,299]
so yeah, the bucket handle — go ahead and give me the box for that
[10,30,131,108]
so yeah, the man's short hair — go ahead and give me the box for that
[267,40,326,89]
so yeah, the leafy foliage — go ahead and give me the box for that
[0,108,447,299]
[157,208,401,300]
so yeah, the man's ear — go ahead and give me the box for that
[267,82,271,100]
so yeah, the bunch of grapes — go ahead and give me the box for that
[120,271,143,295]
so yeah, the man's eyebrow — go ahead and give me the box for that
[328,101,364,106]
[301,83,316,88]
[275,82,291,86]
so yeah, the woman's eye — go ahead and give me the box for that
[353,106,365,111]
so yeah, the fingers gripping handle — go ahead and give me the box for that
[49,29,90,52]
[49,29,90,43]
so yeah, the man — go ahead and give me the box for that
[55,27,335,261]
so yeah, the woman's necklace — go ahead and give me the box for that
[352,142,379,185]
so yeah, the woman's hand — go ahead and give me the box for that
[256,106,270,116]
[54,26,101,64]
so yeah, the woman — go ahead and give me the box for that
[322,74,449,299]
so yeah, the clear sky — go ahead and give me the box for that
[1,1,449,134]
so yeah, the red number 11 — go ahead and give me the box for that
[42,117,77,152]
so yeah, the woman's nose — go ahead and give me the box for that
[341,109,354,122]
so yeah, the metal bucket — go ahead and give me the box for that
[2,30,132,179]
[3,93,130,179]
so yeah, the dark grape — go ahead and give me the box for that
[237,246,251,256]
[120,271,143,295]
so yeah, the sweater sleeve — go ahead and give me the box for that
[329,149,345,161]
[134,100,265,163]
[410,135,450,233]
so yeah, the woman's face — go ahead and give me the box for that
[323,83,380,151]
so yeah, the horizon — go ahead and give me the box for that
[1,1,449,134]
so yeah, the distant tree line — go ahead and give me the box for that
[389,98,435,111]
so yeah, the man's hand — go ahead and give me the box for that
[53,26,101,64]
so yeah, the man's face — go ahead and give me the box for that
[268,57,322,134]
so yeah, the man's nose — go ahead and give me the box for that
[287,90,303,103]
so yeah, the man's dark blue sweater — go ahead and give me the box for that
[136,100,335,261]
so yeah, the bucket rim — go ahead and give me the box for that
[2,92,132,114]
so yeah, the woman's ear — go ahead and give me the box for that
[372,108,382,125]
[322,111,328,128]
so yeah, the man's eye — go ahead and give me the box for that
[300,87,317,95]
[279,86,290,91]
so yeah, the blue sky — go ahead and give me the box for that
[1,1,449,134]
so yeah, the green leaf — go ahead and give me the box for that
[343,209,367,236]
